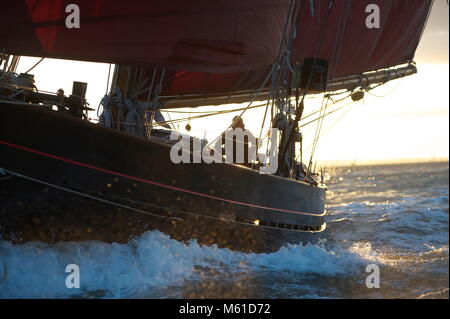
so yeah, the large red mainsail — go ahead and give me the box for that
[1,0,291,73]
[0,0,432,106]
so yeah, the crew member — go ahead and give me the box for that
[221,116,257,167]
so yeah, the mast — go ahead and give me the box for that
[101,65,170,137]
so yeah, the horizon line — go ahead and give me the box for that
[317,157,449,167]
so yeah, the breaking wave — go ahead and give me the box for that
[0,231,383,298]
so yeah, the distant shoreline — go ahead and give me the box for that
[317,158,449,167]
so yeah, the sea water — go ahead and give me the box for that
[0,162,448,298]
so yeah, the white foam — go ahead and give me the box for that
[0,231,379,298]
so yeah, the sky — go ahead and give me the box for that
[14,0,449,164]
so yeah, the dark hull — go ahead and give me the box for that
[0,101,327,252]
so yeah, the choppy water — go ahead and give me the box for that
[0,162,448,299]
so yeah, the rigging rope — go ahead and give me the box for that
[300,99,355,127]
[365,74,405,98]
[307,95,330,173]
[155,103,268,127]
[24,57,44,74]
[303,99,359,153]
[1,167,165,220]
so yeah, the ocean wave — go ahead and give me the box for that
[0,231,384,298]
[417,288,449,299]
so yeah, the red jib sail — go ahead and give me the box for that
[0,0,432,106]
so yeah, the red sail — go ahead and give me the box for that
[1,0,290,73]
[290,0,432,81]
[0,0,432,105]
[156,0,432,106]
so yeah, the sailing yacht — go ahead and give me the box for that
[0,0,432,252]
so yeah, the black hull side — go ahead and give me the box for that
[0,101,327,252]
